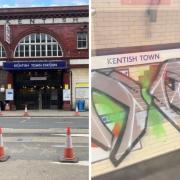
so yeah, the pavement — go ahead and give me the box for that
[0,131,89,180]
[93,149,180,180]
[0,110,89,117]
[0,116,89,180]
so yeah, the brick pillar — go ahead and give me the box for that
[7,72,13,85]
[63,71,71,110]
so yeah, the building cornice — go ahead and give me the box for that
[0,6,89,20]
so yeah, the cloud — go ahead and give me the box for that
[50,4,60,7]
[72,0,89,5]
[15,0,35,6]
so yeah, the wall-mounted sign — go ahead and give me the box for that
[75,82,89,99]
[63,89,71,101]
[76,87,89,99]
[3,61,68,70]
[92,48,180,70]
[64,84,69,90]
[4,23,10,44]
[30,77,47,81]
[7,84,12,89]
[5,89,14,101]
[76,82,89,88]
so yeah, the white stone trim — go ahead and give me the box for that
[0,17,89,25]
[70,59,89,65]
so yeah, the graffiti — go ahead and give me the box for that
[92,70,148,166]
[92,59,180,166]
[150,59,180,131]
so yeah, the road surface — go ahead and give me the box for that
[1,131,89,180]
[0,117,88,129]
[0,116,89,180]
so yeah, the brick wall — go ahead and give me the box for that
[92,0,180,52]
[0,23,88,60]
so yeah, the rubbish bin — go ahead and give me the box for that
[77,100,85,112]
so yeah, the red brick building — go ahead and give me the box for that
[0,6,89,110]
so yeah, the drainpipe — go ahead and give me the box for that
[147,0,161,22]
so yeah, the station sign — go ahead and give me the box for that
[4,23,10,44]
[92,48,180,70]
[3,61,68,70]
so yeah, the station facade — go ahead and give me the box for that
[0,6,89,110]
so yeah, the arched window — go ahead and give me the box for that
[14,33,63,57]
[0,43,6,58]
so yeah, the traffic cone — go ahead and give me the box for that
[23,105,29,117]
[0,127,10,162]
[0,106,3,116]
[74,104,80,116]
[60,127,79,163]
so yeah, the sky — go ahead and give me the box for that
[0,0,89,8]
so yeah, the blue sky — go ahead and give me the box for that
[0,0,89,8]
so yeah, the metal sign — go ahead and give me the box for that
[4,23,10,44]
[5,89,14,101]
[3,61,68,70]
[63,89,71,101]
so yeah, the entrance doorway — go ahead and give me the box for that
[13,70,64,110]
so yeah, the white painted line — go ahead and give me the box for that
[51,161,89,166]
[30,117,87,119]
[55,122,73,124]
[51,134,89,137]
[26,117,31,119]
[20,119,27,123]
[52,145,88,148]
[24,122,39,123]
[0,116,87,119]
[20,117,31,122]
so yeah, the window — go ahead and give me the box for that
[0,44,6,58]
[14,33,63,58]
[77,32,88,49]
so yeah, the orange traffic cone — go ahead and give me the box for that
[0,127,10,162]
[0,106,3,116]
[23,105,29,117]
[74,104,80,116]
[60,127,79,163]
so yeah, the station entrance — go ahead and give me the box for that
[13,70,64,110]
